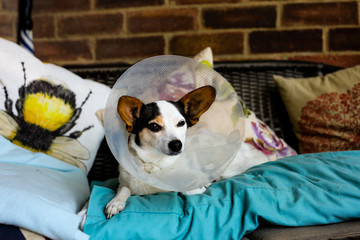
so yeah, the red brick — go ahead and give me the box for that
[0,14,14,37]
[33,16,55,38]
[2,0,18,11]
[174,0,241,4]
[204,6,276,29]
[34,40,93,62]
[170,32,243,56]
[128,9,197,33]
[33,0,90,13]
[95,0,164,9]
[59,13,123,36]
[329,28,360,51]
[290,54,360,68]
[282,2,358,27]
[96,36,165,60]
[250,30,322,54]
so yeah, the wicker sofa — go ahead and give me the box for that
[67,60,360,240]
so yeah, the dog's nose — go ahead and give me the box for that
[168,140,182,153]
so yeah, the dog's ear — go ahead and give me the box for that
[180,86,216,126]
[117,96,143,132]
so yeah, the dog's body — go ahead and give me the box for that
[105,86,218,218]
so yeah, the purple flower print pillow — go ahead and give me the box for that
[245,121,296,159]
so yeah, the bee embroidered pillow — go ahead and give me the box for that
[0,38,111,173]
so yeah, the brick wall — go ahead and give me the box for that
[1,0,360,67]
[0,0,18,42]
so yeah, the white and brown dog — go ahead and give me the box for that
[105,86,216,218]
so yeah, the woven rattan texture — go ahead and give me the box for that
[67,61,342,182]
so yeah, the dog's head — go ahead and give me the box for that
[117,86,216,156]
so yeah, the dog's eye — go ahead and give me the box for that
[147,123,162,132]
[177,120,185,127]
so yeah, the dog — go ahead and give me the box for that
[105,86,216,218]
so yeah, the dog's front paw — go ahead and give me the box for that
[104,186,131,219]
[105,198,126,219]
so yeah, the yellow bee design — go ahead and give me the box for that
[0,62,92,171]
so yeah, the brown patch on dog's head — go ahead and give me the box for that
[180,86,216,126]
[152,116,164,127]
[117,96,143,133]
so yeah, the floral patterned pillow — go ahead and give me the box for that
[244,111,296,159]
[246,121,284,156]
[274,65,360,153]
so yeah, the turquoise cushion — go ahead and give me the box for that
[84,151,360,239]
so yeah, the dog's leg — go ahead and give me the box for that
[105,186,131,219]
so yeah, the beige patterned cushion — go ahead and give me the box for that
[274,65,360,153]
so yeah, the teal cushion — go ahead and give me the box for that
[84,151,360,239]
